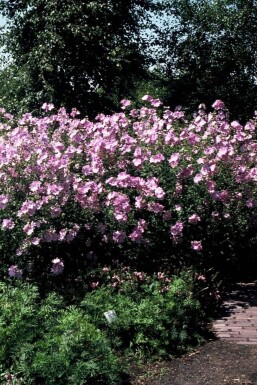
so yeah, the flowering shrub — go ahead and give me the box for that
[1,98,257,281]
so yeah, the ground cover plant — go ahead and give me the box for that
[0,282,123,385]
[0,273,206,385]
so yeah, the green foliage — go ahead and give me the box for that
[0,0,161,117]
[26,308,121,385]
[1,0,257,122]
[0,65,31,115]
[0,283,39,367]
[82,274,205,358]
[162,0,257,121]
[0,274,210,383]
[133,67,171,107]
[0,282,123,385]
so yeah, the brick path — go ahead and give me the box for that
[213,281,257,345]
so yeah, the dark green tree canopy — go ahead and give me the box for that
[162,0,257,121]
[2,0,257,121]
[0,0,160,116]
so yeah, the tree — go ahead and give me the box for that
[162,0,257,121]
[0,0,160,117]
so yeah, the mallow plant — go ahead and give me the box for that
[0,97,257,283]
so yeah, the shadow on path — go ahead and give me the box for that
[213,281,257,345]
[131,282,257,385]
[218,280,257,317]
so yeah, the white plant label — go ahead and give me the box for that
[104,310,117,323]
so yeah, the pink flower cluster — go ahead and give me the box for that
[8,265,22,278]
[1,97,257,274]
[51,258,64,275]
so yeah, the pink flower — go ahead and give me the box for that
[50,207,61,218]
[188,214,201,225]
[90,281,99,289]
[134,271,145,281]
[23,222,36,235]
[169,153,180,168]
[31,237,41,245]
[160,286,170,293]
[191,240,203,251]
[51,258,64,275]
[47,184,63,196]
[193,174,203,183]
[137,219,147,231]
[2,219,15,230]
[217,146,228,160]
[113,231,126,243]
[170,221,184,241]
[29,181,42,193]
[154,186,165,199]
[129,219,147,243]
[17,201,38,217]
[147,202,164,213]
[133,157,143,167]
[142,95,153,102]
[212,100,225,110]
[42,103,54,111]
[120,99,131,108]
[206,180,216,193]
[8,265,22,278]
[157,272,165,280]
[129,230,141,243]
[97,223,106,234]
[135,196,146,209]
[196,274,206,281]
[0,195,9,210]
[70,108,80,117]
[150,98,162,107]
[150,153,165,163]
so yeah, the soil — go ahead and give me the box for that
[130,339,257,385]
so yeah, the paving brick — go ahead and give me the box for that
[240,330,257,337]
[213,281,257,345]
[229,335,245,339]
[230,321,253,327]
[227,327,243,332]
[213,324,230,329]
[215,333,232,338]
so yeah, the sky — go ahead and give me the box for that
[0,15,5,27]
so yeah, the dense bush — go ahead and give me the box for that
[0,274,208,384]
[81,271,208,358]
[0,96,244,382]
[0,282,124,385]
[0,97,257,286]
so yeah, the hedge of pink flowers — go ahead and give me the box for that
[1,97,257,278]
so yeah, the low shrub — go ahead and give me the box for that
[0,271,213,384]
[82,270,211,358]
[0,282,123,385]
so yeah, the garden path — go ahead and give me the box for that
[131,282,257,384]
[213,281,257,344]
